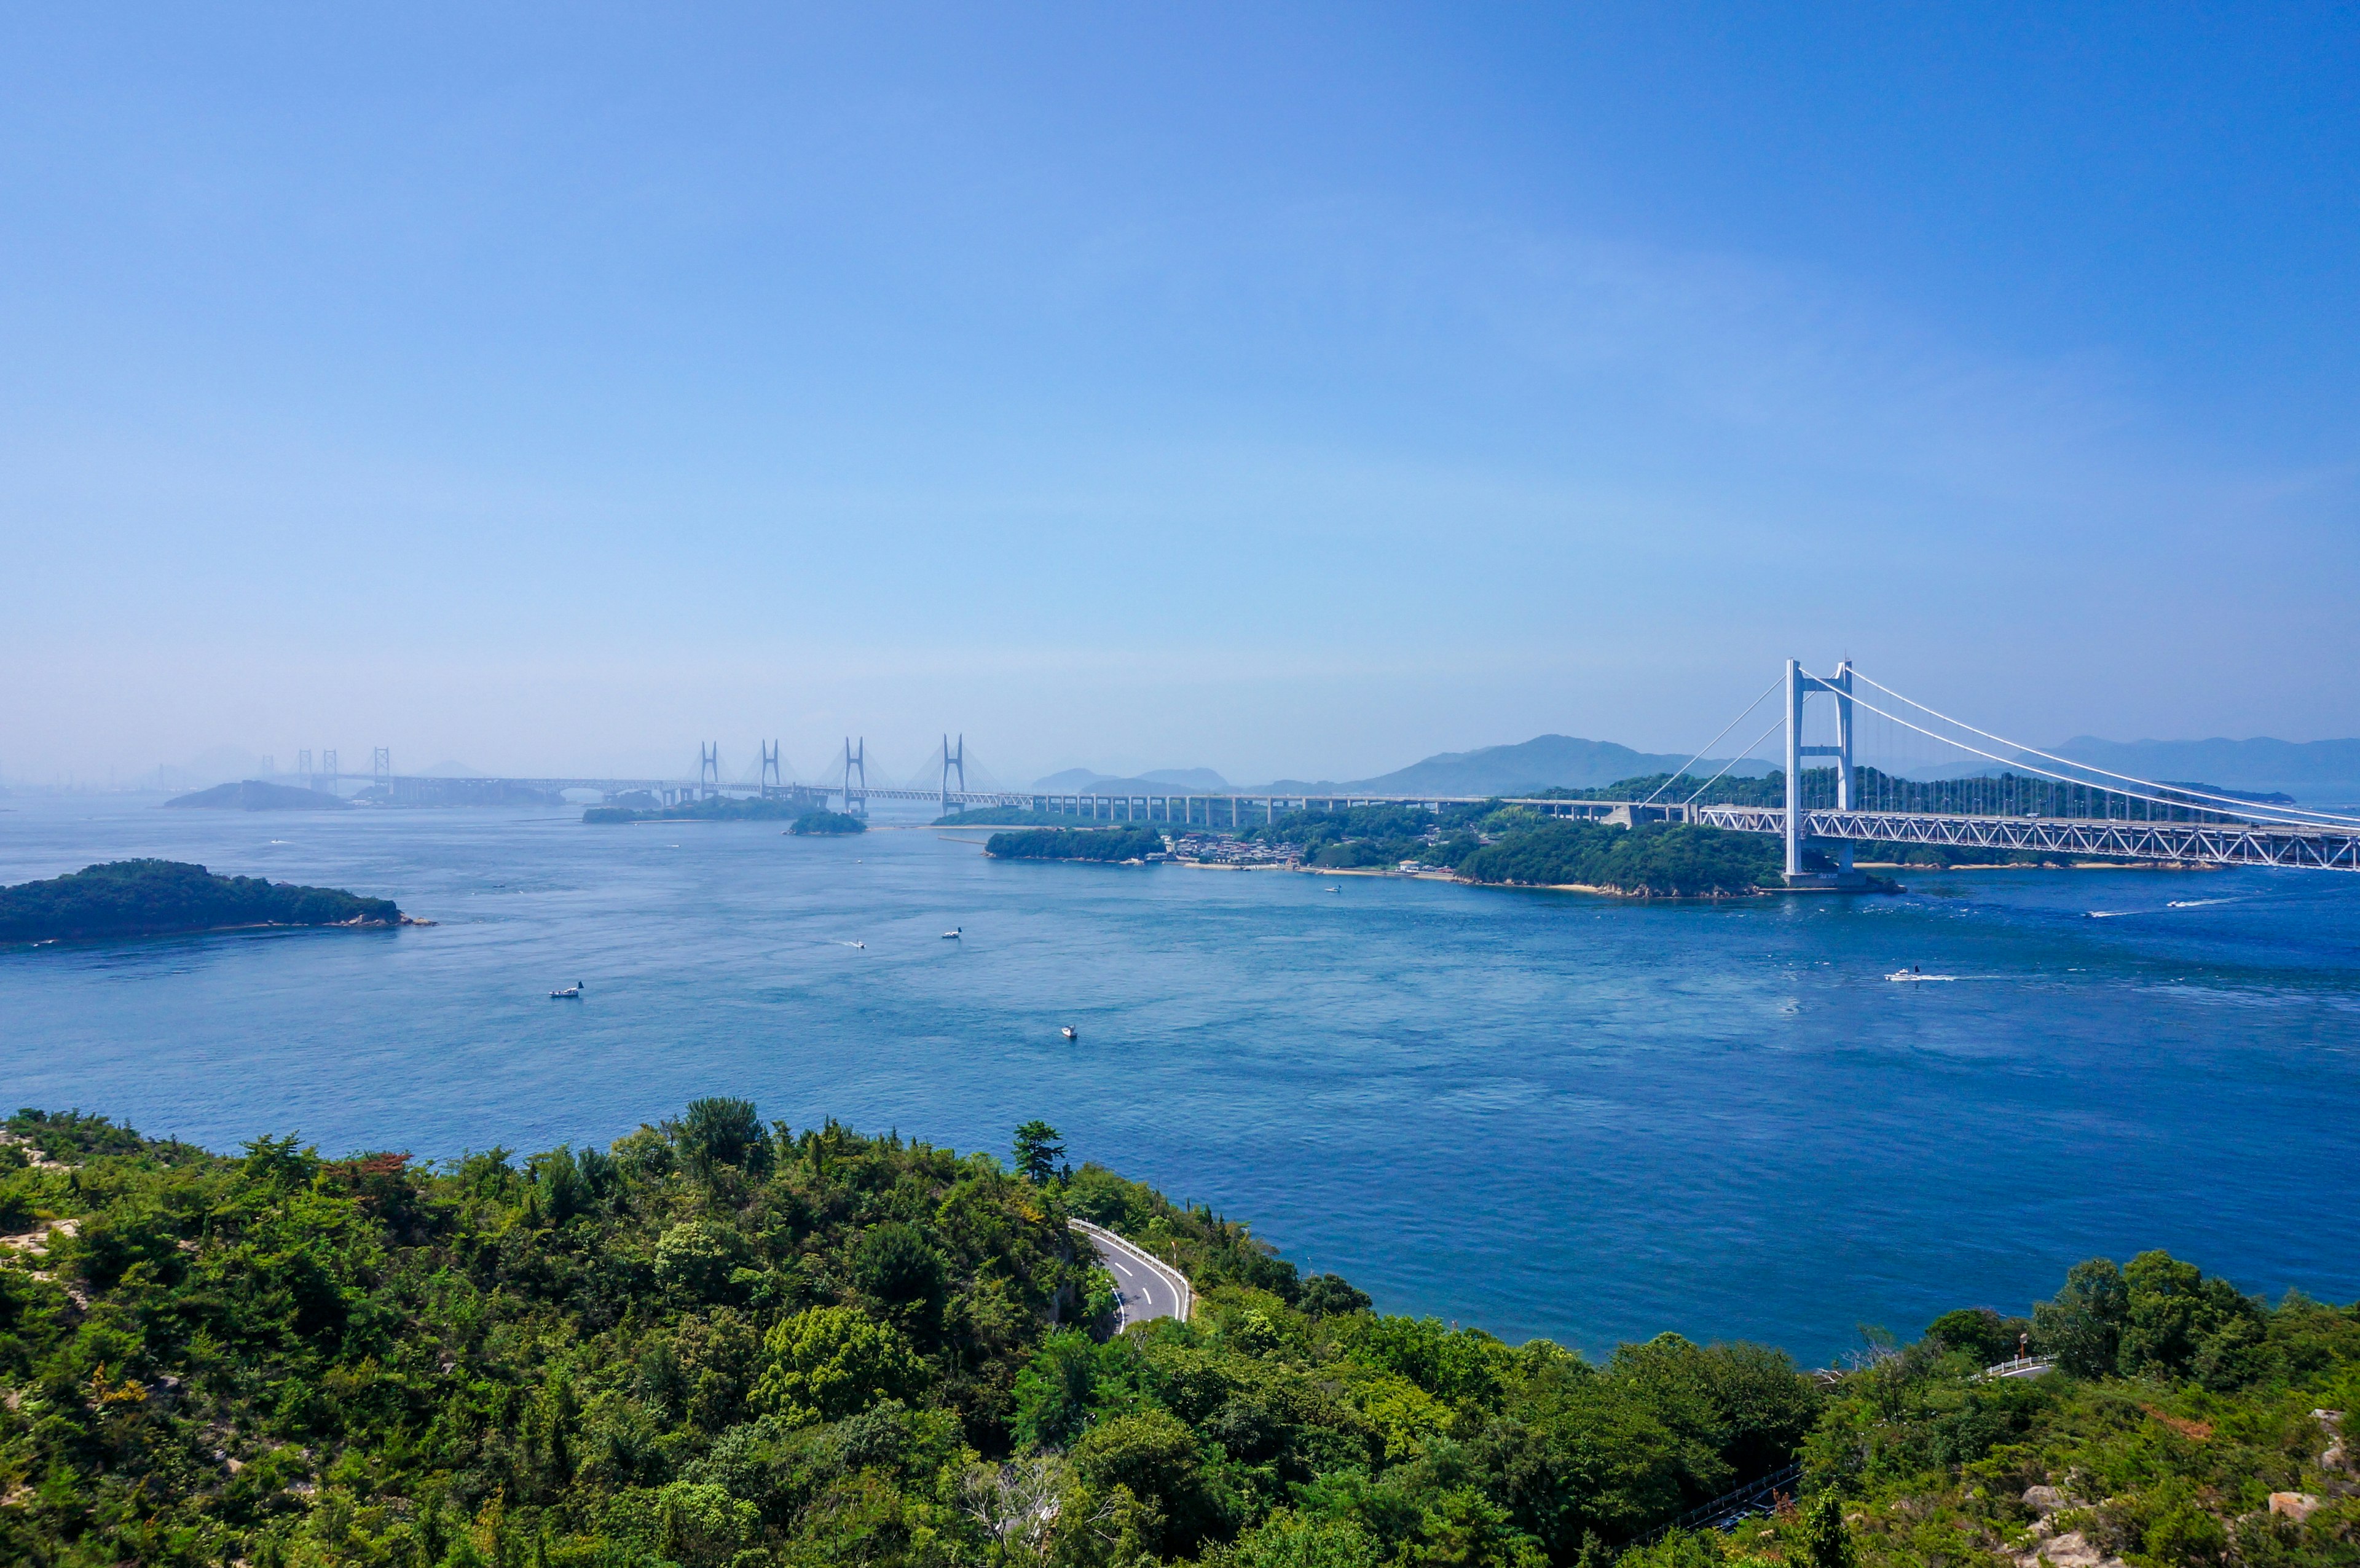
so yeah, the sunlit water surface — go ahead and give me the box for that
[5,798,2358,1362]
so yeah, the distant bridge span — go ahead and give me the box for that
[354,659,2360,880]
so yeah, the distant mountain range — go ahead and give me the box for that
[1036,737,1772,799]
[2053,737,2360,799]
[1032,766,1235,793]
[1033,731,2360,806]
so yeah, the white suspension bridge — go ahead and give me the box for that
[348,665,2360,880]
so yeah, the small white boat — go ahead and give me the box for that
[1060,1025,1078,1041]
[943,927,962,939]
[1886,968,1953,982]
[551,982,584,998]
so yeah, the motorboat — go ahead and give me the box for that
[551,982,584,999]
[943,927,962,939]
[1886,968,1953,982]
[1060,1025,1078,1041]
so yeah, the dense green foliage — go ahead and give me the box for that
[4,1107,2356,1568]
[1617,1253,2360,1568]
[792,813,869,837]
[986,828,1166,863]
[0,860,399,944]
[584,798,825,826]
[1236,807,1485,871]
[1455,823,1783,897]
[0,1105,1830,1568]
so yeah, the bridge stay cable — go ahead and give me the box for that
[1849,671,2360,829]
[1640,675,1785,807]
[1680,713,1788,809]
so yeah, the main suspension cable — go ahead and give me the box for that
[1849,670,2360,828]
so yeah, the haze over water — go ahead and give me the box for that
[6,798,2359,1364]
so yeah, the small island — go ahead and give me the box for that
[986,825,1165,861]
[163,780,351,812]
[789,809,867,836]
[584,796,812,825]
[1,859,401,944]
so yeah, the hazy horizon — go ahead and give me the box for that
[7,7,2357,786]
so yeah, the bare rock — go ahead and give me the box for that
[2024,1487,2068,1515]
[2269,1494,2321,1523]
[2012,1530,2128,1568]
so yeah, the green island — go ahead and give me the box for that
[1236,807,1793,897]
[986,827,1167,862]
[2,1102,2354,1568]
[1453,821,1785,898]
[0,860,401,945]
[791,812,869,837]
[586,800,816,826]
[164,781,352,812]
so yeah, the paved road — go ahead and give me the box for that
[1069,1218,1193,1328]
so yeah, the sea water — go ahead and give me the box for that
[4,796,2358,1363]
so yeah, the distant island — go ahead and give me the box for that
[584,796,815,825]
[164,780,350,812]
[3,1099,2342,1568]
[790,809,867,836]
[982,806,1844,895]
[1,859,401,944]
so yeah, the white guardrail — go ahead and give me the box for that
[1068,1218,1195,1323]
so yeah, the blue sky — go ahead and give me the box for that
[4,4,2355,786]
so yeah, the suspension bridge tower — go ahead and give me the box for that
[841,737,868,817]
[760,742,783,798]
[941,734,965,817]
[1784,659,1860,885]
[699,743,720,799]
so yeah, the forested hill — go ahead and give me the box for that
[4,1102,2354,1568]
[164,780,351,812]
[0,859,399,943]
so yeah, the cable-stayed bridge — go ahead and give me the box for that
[346,664,2360,880]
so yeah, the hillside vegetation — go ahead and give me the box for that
[987,828,1165,862]
[790,812,868,836]
[1455,821,1784,897]
[1,1107,2356,1568]
[0,860,400,944]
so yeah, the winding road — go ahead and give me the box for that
[1069,1218,1194,1328]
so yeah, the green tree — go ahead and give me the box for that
[1013,1120,1067,1186]
[2034,1258,2128,1376]
[675,1096,771,1182]
[750,1304,919,1427]
[1802,1492,1856,1568]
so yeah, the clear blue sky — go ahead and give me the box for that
[4,4,2355,786]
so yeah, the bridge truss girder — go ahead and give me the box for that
[1696,806,2360,871]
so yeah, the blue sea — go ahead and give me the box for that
[5,796,2358,1364]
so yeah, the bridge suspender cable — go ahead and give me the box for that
[1831,685,2354,830]
[1640,675,1785,807]
[1848,671,2360,829]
